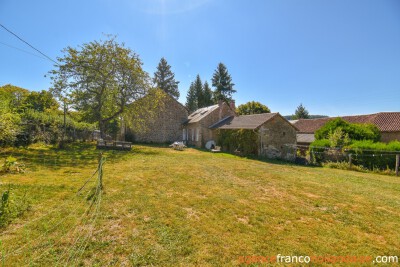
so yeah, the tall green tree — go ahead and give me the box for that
[211,63,236,102]
[202,81,214,107]
[236,101,270,115]
[292,103,310,119]
[185,82,198,113]
[25,90,59,112]
[193,75,204,108]
[0,112,21,146]
[49,36,150,138]
[0,85,27,145]
[153,57,180,99]
[185,75,213,113]
[0,84,29,112]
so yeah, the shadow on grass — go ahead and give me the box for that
[191,147,319,169]
[0,142,164,171]
[0,143,98,171]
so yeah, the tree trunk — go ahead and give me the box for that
[99,120,106,139]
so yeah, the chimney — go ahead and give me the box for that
[229,100,235,111]
[218,99,223,107]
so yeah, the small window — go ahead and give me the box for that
[282,132,286,137]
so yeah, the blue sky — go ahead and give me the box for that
[0,0,399,116]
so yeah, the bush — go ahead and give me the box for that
[19,109,96,145]
[0,186,30,228]
[323,161,367,172]
[328,128,350,148]
[323,161,396,175]
[0,113,21,146]
[1,156,25,174]
[310,139,330,148]
[217,129,258,155]
[315,118,380,142]
[346,140,400,152]
[308,139,329,164]
[344,140,400,171]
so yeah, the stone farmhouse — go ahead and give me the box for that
[124,94,298,159]
[124,90,188,143]
[210,113,298,159]
[123,91,399,158]
[183,100,235,147]
[292,112,400,146]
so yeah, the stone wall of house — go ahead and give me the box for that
[380,132,400,143]
[259,115,297,160]
[185,101,235,148]
[129,93,188,143]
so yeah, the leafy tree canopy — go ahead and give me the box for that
[49,36,150,138]
[315,118,381,142]
[0,112,21,146]
[25,90,59,112]
[0,84,29,112]
[153,57,180,99]
[236,101,270,115]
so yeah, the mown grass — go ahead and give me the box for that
[0,143,399,266]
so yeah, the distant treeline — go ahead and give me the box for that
[284,115,328,120]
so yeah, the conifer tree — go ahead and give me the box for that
[202,81,214,107]
[153,57,180,99]
[292,103,310,119]
[211,62,236,102]
[185,82,197,113]
[193,75,204,108]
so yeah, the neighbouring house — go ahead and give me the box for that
[183,100,236,147]
[292,112,400,145]
[210,113,298,159]
[123,89,189,143]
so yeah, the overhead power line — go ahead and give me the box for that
[0,23,59,65]
[0,41,48,60]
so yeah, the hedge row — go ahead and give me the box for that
[309,140,400,170]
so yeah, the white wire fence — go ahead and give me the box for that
[295,145,400,175]
[0,153,107,266]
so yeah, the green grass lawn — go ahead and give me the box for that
[0,143,399,266]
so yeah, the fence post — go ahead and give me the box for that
[310,149,314,164]
[349,153,352,168]
[98,152,104,190]
[396,154,399,177]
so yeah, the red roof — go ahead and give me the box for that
[293,112,400,133]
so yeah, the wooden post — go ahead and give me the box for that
[349,153,352,168]
[396,154,399,177]
[310,149,314,164]
[98,152,104,190]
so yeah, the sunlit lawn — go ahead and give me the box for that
[0,143,399,266]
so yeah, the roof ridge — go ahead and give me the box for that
[237,112,278,117]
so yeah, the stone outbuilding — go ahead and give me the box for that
[124,90,189,143]
[183,101,236,148]
[210,113,298,160]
